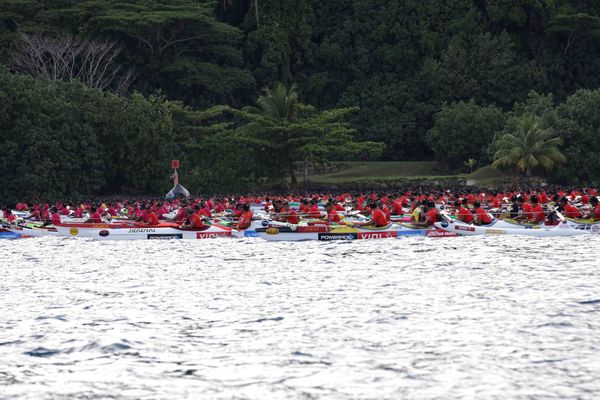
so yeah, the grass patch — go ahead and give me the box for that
[304,161,511,187]
[306,161,444,183]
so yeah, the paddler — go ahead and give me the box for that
[473,201,492,226]
[529,196,545,223]
[417,200,440,227]
[143,204,160,225]
[306,199,322,219]
[180,206,207,230]
[235,204,253,230]
[457,198,475,224]
[355,202,388,227]
[325,202,342,224]
[582,196,600,220]
[85,206,103,223]
[280,202,299,224]
[559,197,582,219]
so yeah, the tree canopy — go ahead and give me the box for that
[3,0,600,197]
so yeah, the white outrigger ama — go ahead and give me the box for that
[434,211,599,237]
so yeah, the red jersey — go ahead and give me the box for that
[90,212,102,223]
[145,211,159,225]
[51,213,61,225]
[563,204,582,218]
[522,203,533,219]
[190,213,206,229]
[475,207,492,224]
[594,204,600,220]
[238,211,253,230]
[176,208,188,221]
[457,207,474,223]
[285,209,299,224]
[307,205,321,219]
[391,200,403,215]
[328,210,341,224]
[371,208,387,227]
[425,208,439,224]
[531,204,545,222]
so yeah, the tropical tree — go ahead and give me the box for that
[464,159,477,173]
[492,114,566,176]
[249,82,299,121]
[200,82,384,184]
[427,99,505,171]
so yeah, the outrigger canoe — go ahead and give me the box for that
[433,219,593,237]
[4,223,61,237]
[255,222,456,241]
[53,222,232,240]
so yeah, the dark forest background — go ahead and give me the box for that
[2,0,600,202]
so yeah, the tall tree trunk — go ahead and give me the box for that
[254,0,260,27]
[526,167,532,177]
[290,166,297,184]
[303,155,308,184]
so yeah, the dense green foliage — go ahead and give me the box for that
[0,66,176,203]
[493,114,566,176]
[3,0,600,199]
[427,101,505,171]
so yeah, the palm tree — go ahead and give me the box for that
[492,114,566,176]
[244,82,302,183]
[253,82,299,121]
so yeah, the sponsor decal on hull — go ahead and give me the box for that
[0,231,20,239]
[455,225,475,232]
[266,228,279,235]
[357,231,397,239]
[297,226,328,233]
[573,224,600,233]
[485,229,506,235]
[425,230,458,237]
[147,234,183,240]
[196,232,229,239]
[128,228,156,233]
[318,233,358,241]
[397,230,426,236]
[69,228,79,236]
[244,230,259,237]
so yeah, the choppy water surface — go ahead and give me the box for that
[2,236,600,399]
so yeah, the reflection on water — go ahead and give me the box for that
[2,236,600,399]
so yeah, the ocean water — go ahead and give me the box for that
[2,236,600,399]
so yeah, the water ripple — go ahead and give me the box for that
[1,235,600,399]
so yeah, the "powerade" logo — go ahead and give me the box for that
[318,233,358,241]
[147,234,183,240]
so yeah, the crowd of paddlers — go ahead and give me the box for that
[2,186,600,229]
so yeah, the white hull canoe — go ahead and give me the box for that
[256,223,457,241]
[55,222,232,240]
[3,223,61,237]
[433,219,590,237]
